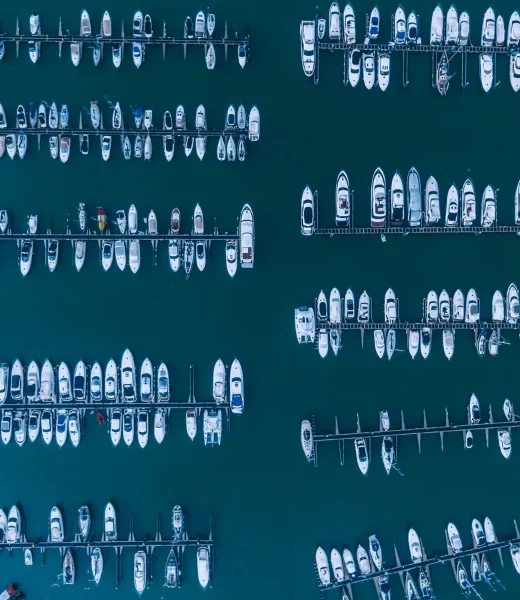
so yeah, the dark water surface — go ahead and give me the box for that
[0,1,519,599]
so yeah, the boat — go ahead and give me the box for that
[438,289,450,322]
[184,241,194,278]
[184,16,194,39]
[77,505,90,542]
[509,11,520,47]
[333,170,351,226]
[207,13,216,37]
[5,135,16,160]
[49,506,64,542]
[329,3,341,40]
[457,561,471,595]
[407,11,418,43]
[129,239,140,273]
[144,14,153,38]
[101,135,112,161]
[465,288,479,323]
[378,53,390,91]
[112,43,122,67]
[195,11,206,38]
[101,239,114,271]
[436,51,450,96]
[408,329,419,358]
[152,407,165,444]
[28,14,41,63]
[28,409,40,442]
[446,5,459,43]
[459,12,470,45]
[143,134,152,160]
[430,5,444,44]
[203,408,222,445]
[369,535,383,571]
[121,348,136,403]
[19,238,34,277]
[341,548,356,578]
[356,544,370,575]
[330,548,344,582]
[229,359,244,414]
[405,573,420,600]
[137,409,149,449]
[368,7,380,40]
[74,239,86,272]
[105,359,118,402]
[443,329,454,360]
[104,502,117,542]
[132,41,144,68]
[81,9,91,36]
[110,409,122,446]
[371,168,386,227]
[482,7,496,46]
[73,362,86,402]
[165,547,179,588]
[488,329,499,356]
[481,554,493,583]
[343,3,355,43]
[0,409,8,443]
[301,420,313,460]
[91,547,103,584]
[102,11,112,37]
[445,184,459,226]
[9,360,23,402]
[420,327,431,359]
[363,51,375,89]
[134,550,146,594]
[39,359,55,403]
[358,290,370,323]
[13,411,26,446]
[461,179,476,226]
[58,136,70,163]
[301,186,315,235]
[172,507,185,540]
[186,408,197,440]
[480,53,494,92]
[330,288,341,324]
[58,362,72,402]
[491,290,504,322]
[197,546,211,589]
[394,6,406,44]
[426,290,439,322]
[471,518,486,547]
[16,133,27,159]
[140,358,154,402]
[447,522,463,553]
[213,359,226,404]
[497,15,505,45]
[344,289,355,319]
[349,49,361,87]
[295,307,316,344]
[59,105,69,129]
[55,408,68,447]
[63,549,75,585]
[464,429,474,449]
[452,289,464,321]
[68,409,81,447]
[25,548,33,565]
[195,105,207,160]
[112,102,122,131]
[355,437,369,475]
[408,528,423,563]
[499,426,512,458]
[16,105,27,129]
[407,167,422,226]
[510,544,520,574]
[388,172,405,227]
[381,423,394,475]
[6,505,21,543]
[239,204,255,268]
[384,288,397,324]
[504,398,514,422]
[481,185,496,226]
[507,283,520,323]
[41,409,53,444]
[511,50,520,91]
[133,11,143,36]
[226,136,236,161]
[225,240,238,277]
[317,290,328,323]
[123,408,135,446]
[248,106,260,141]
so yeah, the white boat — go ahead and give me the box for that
[445,184,459,226]
[121,348,136,402]
[446,5,459,43]
[349,49,361,87]
[371,168,386,227]
[68,408,81,447]
[55,408,68,447]
[144,134,152,160]
[205,42,216,69]
[144,14,153,38]
[91,547,103,584]
[394,6,406,44]
[497,15,505,45]
[328,3,341,40]
[465,288,479,323]
[451,289,464,321]
[105,359,118,402]
[430,5,444,44]
[28,363,41,403]
[461,179,476,225]
[71,42,81,66]
[213,359,226,404]
[381,415,394,474]
[301,420,313,460]
[384,288,397,324]
[369,535,383,571]
[104,502,117,542]
[425,176,440,224]
[481,7,496,46]
[408,329,419,358]
[6,505,21,543]
[133,551,146,595]
[358,290,370,323]
[443,329,455,360]
[17,134,27,159]
[9,359,23,402]
[480,53,494,92]
[114,240,126,271]
[197,546,211,589]
[507,283,520,323]
[110,408,122,446]
[28,14,41,63]
[378,53,390,91]
[367,7,380,40]
[137,409,149,449]
[484,517,497,544]
[49,506,64,542]
[459,11,470,45]
[186,408,197,440]
[342,548,356,577]
[101,135,112,161]
[481,185,496,227]
[156,362,169,403]
[89,362,103,402]
[195,106,207,160]
[195,11,206,38]
[343,3,355,43]
[80,9,91,36]
[355,437,369,475]
[316,546,331,585]
[203,409,222,445]
[330,548,344,582]
[226,136,236,161]
[102,11,112,37]
[344,289,355,320]
[224,240,238,277]
[407,11,418,43]
[511,544,520,574]
[511,51,520,91]
[62,549,75,585]
[498,429,512,458]
[154,408,166,444]
[407,167,422,226]
[112,43,122,67]
[447,522,463,554]
[295,307,316,344]
[492,290,504,322]
[207,13,216,37]
[318,328,328,358]
[123,408,135,446]
[330,288,341,324]
[420,327,431,359]
[39,409,52,445]
[28,409,40,442]
[0,509,6,542]
[140,358,154,402]
[363,51,375,89]
[74,240,86,272]
[129,239,140,273]
[73,362,86,403]
[317,290,328,323]
[58,362,72,402]
[357,544,370,575]
[132,42,144,68]
[408,528,423,563]
[248,106,260,141]
[426,290,439,322]
[509,11,520,47]
[239,203,255,268]
[229,359,244,414]
[89,101,100,130]
[438,289,450,322]
[301,186,315,235]
[6,135,16,160]
[332,170,351,226]
[13,411,26,446]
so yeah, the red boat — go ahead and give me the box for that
[97,208,107,233]
[0,584,18,600]
[436,52,449,96]
[97,411,105,425]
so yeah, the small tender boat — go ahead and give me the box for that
[63,549,75,585]
[408,528,423,563]
[343,3,355,43]
[394,6,406,44]
[465,288,479,324]
[355,437,369,475]
[430,5,444,44]
[481,7,496,46]
[481,185,496,227]
[447,522,463,553]
[356,544,370,575]
[197,546,211,589]
[104,502,117,542]
[134,550,146,594]
[363,51,375,89]
[446,5,459,43]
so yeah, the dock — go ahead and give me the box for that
[0,127,253,140]
[304,404,515,466]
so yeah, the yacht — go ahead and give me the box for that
[498,429,511,458]
[439,289,450,321]
[6,505,21,543]
[367,7,380,40]
[390,171,404,225]
[369,535,383,572]
[317,290,328,323]
[134,135,144,158]
[420,327,431,359]
[186,408,197,440]
[381,415,394,474]
[316,546,331,584]
[357,544,370,575]
[102,240,114,271]
[301,186,315,235]
[226,240,238,277]
[349,49,361,87]
[511,50,520,91]
[465,288,479,323]
[58,362,72,401]
[133,10,143,35]
[394,6,406,44]
[497,15,505,46]
[511,544,520,574]
[461,179,476,225]
[13,411,26,446]
[482,7,496,46]
[89,101,100,130]
[0,410,12,444]
[446,5,459,43]
[6,135,16,160]
[426,290,439,322]
[213,359,226,404]
[459,11,470,45]
[330,288,341,324]
[481,185,496,227]
[355,437,369,475]
[203,409,222,445]
[129,239,140,273]
[41,409,53,444]
[73,361,86,402]
[358,291,370,323]
[343,3,355,43]
[164,548,179,588]
[56,409,68,447]
[465,429,474,449]
[443,329,454,360]
[408,329,419,359]
[378,53,390,91]
[425,176,440,224]
[28,409,40,442]
[492,290,504,322]
[371,168,386,227]
[230,359,244,414]
[184,241,194,279]
[29,14,41,63]
[134,551,146,595]
[472,518,486,547]
[110,408,122,446]
[197,546,211,589]
[140,358,154,402]
[374,330,385,358]
[68,409,81,447]
[195,104,207,160]
[137,409,149,448]
[121,349,136,403]
[104,503,117,541]
[102,11,112,36]
[430,5,444,44]
[446,522,463,553]
[406,573,420,600]
[101,135,112,160]
[63,549,75,585]
[408,528,423,563]
[10,359,23,402]
[70,40,82,66]
[17,133,27,159]
[452,289,465,321]
[49,506,64,542]
[295,307,316,344]
[91,548,103,584]
[445,184,459,226]
[39,359,55,403]
[195,11,206,38]
[47,239,59,271]
[105,359,118,402]
[480,53,494,92]
[301,420,313,460]
[342,548,356,577]
[507,283,520,322]
[384,289,397,324]
[154,408,166,444]
[363,51,375,89]
[114,240,126,271]
[240,204,255,268]
[163,113,175,161]
[407,167,422,226]
[123,408,135,446]
[344,289,355,320]
[78,505,90,542]
[407,11,418,43]
[19,238,33,277]
[157,363,169,402]
[489,329,499,356]
[328,3,341,40]
[217,136,226,161]
[144,134,152,160]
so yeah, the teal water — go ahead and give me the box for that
[1,0,520,599]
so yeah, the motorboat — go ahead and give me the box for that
[511,544,520,574]
[368,7,380,40]
[155,362,169,403]
[63,549,75,585]
[381,428,394,475]
[481,7,496,46]
[0,410,12,444]
[497,15,505,45]
[426,290,439,322]
[374,330,385,358]
[195,10,206,38]
[129,239,140,274]
[114,240,126,271]
[371,168,386,227]
[511,51,520,91]
[425,176,441,224]
[101,240,114,271]
[465,288,479,324]
[344,289,355,320]
[317,290,328,323]
[104,503,117,541]
[499,428,512,458]
[102,11,112,37]
[408,528,423,563]
[465,429,474,449]
[300,186,316,235]
[388,171,405,226]
[165,548,179,588]
[19,239,34,277]
[461,179,476,226]
[207,13,216,37]
[420,327,431,359]
[356,544,370,575]
[457,561,471,595]
[144,14,153,38]
[407,11,418,43]
[355,437,369,475]
[41,409,53,444]
[112,102,122,131]
[384,288,397,324]
[459,12,470,45]
[481,554,493,583]
[439,290,450,322]
[40,359,55,403]
[328,3,341,40]
[349,49,361,87]
[101,135,112,161]
[229,359,244,414]
[203,408,222,445]
[509,11,520,47]
[10,359,23,402]
[480,53,494,92]
[153,408,166,444]
[394,6,406,44]
[453,289,464,321]
[58,362,72,402]
[343,3,355,44]
[68,409,81,447]
[121,348,136,403]
[72,361,86,402]
[430,5,444,44]
[301,420,313,460]
[197,546,211,589]
[408,329,419,359]
[49,506,64,542]
[507,283,520,323]
[6,135,16,160]
[342,548,356,577]
[217,136,226,161]
[29,14,41,63]
[13,411,26,446]
[59,105,69,129]
[6,506,21,543]
[472,518,486,547]
[368,535,383,571]
[56,409,68,447]
[481,185,496,226]
[133,10,143,36]
[91,547,103,584]
[488,330,499,356]
[184,241,194,279]
[132,42,144,68]
[492,290,504,322]
[378,52,390,91]
[112,43,122,67]
[16,105,27,129]
[105,359,118,402]
[110,409,122,446]
[143,134,152,160]
[407,167,422,226]
[363,51,375,89]
[28,410,40,442]
[134,551,146,594]
[225,240,238,277]
[443,329,454,360]
[358,291,370,323]
[248,106,260,141]
[17,134,27,160]
[445,184,459,226]
[330,288,342,324]
[70,41,82,66]
[504,398,514,422]
[331,548,345,582]
[77,505,90,542]
[446,522,463,554]
[140,358,154,402]
[226,136,236,161]
[186,408,197,440]
[213,359,226,404]
[88,101,100,130]
[123,408,135,446]
[137,409,149,448]
[74,240,86,272]
[446,5,459,43]
[172,508,185,541]
[329,328,341,356]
